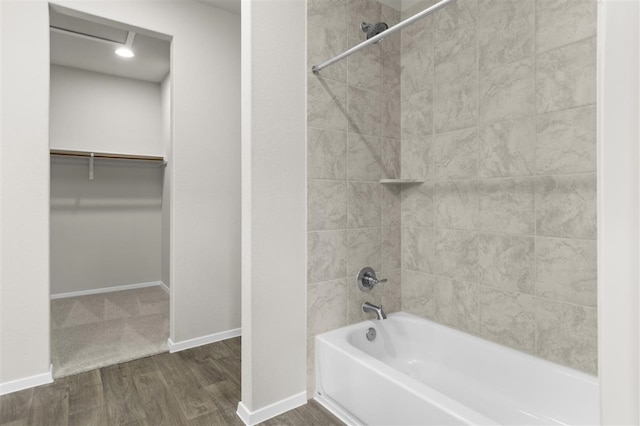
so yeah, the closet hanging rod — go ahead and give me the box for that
[311,0,456,73]
[50,149,165,163]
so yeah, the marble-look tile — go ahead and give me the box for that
[348,133,382,181]
[536,237,597,307]
[402,182,434,228]
[479,287,536,352]
[402,45,434,96]
[308,280,347,336]
[308,128,348,180]
[348,227,382,276]
[348,0,382,42]
[308,231,348,283]
[434,0,478,84]
[401,269,435,319]
[382,226,401,271]
[381,138,401,179]
[348,182,381,229]
[402,136,432,180]
[382,51,402,95]
[382,93,401,139]
[435,277,479,334]
[402,226,435,274]
[402,0,437,19]
[479,178,535,234]
[308,0,348,82]
[477,0,534,72]
[536,0,597,54]
[433,128,478,180]
[402,87,433,139]
[434,75,478,133]
[308,76,348,132]
[348,271,383,324]
[479,117,535,178]
[348,37,383,92]
[435,180,479,231]
[382,268,402,313]
[536,37,596,114]
[434,228,478,283]
[478,233,535,294]
[308,180,347,231]
[381,5,401,53]
[382,184,401,227]
[348,86,382,137]
[479,57,535,124]
[535,174,596,239]
[535,298,597,374]
[535,105,596,174]
[402,2,434,52]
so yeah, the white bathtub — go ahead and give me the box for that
[315,312,599,426]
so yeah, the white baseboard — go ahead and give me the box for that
[314,393,360,426]
[236,391,307,426]
[159,281,170,295]
[50,281,165,299]
[167,327,241,353]
[0,364,53,396]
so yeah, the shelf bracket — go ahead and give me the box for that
[89,152,94,180]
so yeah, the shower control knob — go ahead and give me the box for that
[357,266,387,292]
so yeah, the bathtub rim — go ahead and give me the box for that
[319,311,598,385]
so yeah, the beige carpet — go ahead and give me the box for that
[51,286,169,378]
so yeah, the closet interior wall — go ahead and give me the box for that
[50,64,166,295]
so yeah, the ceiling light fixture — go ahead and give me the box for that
[115,47,134,58]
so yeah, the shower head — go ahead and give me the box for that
[361,21,388,42]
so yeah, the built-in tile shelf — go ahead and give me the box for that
[380,179,424,184]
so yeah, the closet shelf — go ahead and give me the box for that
[380,179,424,184]
[50,149,166,163]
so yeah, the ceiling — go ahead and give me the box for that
[50,7,171,83]
[192,0,420,14]
[192,0,416,14]
[195,0,241,15]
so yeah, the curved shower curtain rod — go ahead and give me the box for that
[311,0,456,74]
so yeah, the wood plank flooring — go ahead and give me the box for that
[0,338,343,426]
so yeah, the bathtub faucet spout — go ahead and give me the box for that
[362,302,387,320]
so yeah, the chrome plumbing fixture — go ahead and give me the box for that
[361,21,388,41]
[312,0,456,73]
[357,266,387,292]
[366,327,377,341]
[362,302,387,320]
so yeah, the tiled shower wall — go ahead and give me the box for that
[307,0,597,397]
[306,0,403,396]
[399,0,597,374]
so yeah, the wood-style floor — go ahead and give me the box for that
[0,338,343,426]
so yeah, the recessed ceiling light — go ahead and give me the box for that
[115,47,134,58]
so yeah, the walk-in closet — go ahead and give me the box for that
[48,6,172,377]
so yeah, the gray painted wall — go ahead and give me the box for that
[50,65,164,295]
[50,158,163,294]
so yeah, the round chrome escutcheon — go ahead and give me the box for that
[366,327,376,341]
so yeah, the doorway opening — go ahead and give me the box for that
[48,5,172,378]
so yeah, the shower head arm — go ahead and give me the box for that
[311,0,456,73]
